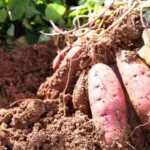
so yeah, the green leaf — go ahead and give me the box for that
[6,36,13,45]
[78,0,86,5]
[144,11,150,23]
[36,0,45,4]
[44,3,66,23]
[36,3,46,13]
[93,0,103,5]
[25,4,40,18]
[94,1,103,11]
[7,0,30,21]
[38,34,50,43]
[78,8,88,15]
[87,0,95,6]
[69,11,77,18]
[0,0,3,7]
[22,19,33,30]
[33,0,38,3]
[26,30,40,44]
[94,6,107,14]
[52,0,61,4]
[7,24,15,36]
[69,8,88,18]
[0,9,7,23]
[37,26,50,33]
[34,15,45,25]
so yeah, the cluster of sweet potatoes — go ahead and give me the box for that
[36,19,150,147]
[87,50,150,146]
[44,46,150,146]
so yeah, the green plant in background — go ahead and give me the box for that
[0,0,106,50]
[0,0,66,47]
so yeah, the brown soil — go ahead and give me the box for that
[0,42,57,107]
[0,41,149,150]
[0,14,150,150]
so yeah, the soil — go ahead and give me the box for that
[0,42,57,107]
[0,41,149,150]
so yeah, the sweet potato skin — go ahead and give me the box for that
[88,63,127,145]
[53,40,82,71]
[73,71,90,115]
[117,51,150,130]
[53,46,70,70]
[38,45,82,98]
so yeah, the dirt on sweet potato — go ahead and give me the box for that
[0,10,150,150]
[88,63,127,146]
[73,71,90,115]
[117,50,150,130]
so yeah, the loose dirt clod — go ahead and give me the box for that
[11,99,46,129]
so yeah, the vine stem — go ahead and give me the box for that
[100,1,137,35]
[40,0,115,37]
[128,120,150,138]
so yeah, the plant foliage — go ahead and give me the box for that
[0,0,105,48]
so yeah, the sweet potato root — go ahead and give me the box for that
[53,40,82,71]
[117,50,150,130]
[73,71,90,115]
[53,46,71,70]
[37,45,83,98]
[88,63,127,145]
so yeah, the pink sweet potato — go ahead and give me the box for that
[53,40,82,71]
[73,71,90,115]
[53,46,71,70]
[88,63,127,145]
[38,45,83,98]
[117,50,150,130]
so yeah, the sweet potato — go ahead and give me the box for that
[53,40,82,71]
[53,46,71,70]
[38,45,83,98]
[116,50,150,130]
[73,71,90,115]
[88,63,127,145]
